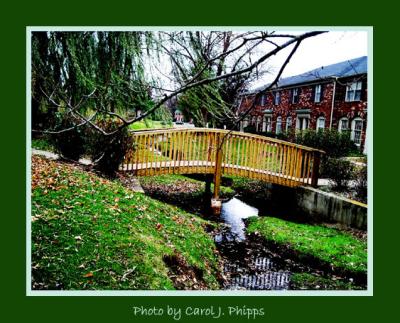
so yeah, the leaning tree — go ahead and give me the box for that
[31,30,325,172]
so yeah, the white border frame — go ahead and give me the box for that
[26,26,373,296]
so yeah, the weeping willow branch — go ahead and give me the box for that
[33,31,325,137]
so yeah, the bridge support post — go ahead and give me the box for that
[311,151,321,188]
[211,134,223,215]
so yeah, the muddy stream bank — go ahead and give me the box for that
[119,174,366,290]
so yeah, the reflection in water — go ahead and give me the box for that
[214,197,291,290]
[215,197,258,242]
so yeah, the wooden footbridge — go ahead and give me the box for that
[122,128,323,211]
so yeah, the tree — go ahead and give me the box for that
[32,31,155,132]
[32,30,325,137]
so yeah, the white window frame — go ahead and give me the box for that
[314,84,322,103]
[351,117,363,146]
[316,116,325,131]
[345,81,362,102]
[260,94,266,106]
[263,115,272,132]
[276,116,282,134]
[243,118,249,129]
[274,91,280,105]
[338,117,349,133]
[286,116,292,131]
[292,88,299,104]
[256,116,262,132]
[296,116,310,130]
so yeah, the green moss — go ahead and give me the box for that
[290,273,364,290]
[247,217,367,274]
[31,156,220,290]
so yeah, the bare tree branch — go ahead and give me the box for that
[35,31,325,138]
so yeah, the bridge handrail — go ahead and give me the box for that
[124,128,325,192]
[130,128,325,154]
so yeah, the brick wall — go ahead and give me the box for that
[238,75,368,150]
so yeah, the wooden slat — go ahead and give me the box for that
[257,138,263,180]
[261,141,268,181]
[150,134,155,176]
[301,152,309,184]
[288,146,294,185]
[124,129,323,188]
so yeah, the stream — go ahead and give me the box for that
[214,198,291,290]
[127,174,366,290]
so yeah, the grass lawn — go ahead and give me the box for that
[139,174,235,196]
[136,174,235,216]
[246,216,367,274]
[32,137,54,152]
[31,156,221,290]
[129,119,172,131]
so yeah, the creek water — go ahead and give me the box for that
[214,197,291,290]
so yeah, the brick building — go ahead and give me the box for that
[238,56,368,152]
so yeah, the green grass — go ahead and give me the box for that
[31,156,220,290]
[129,119,172,131]
[139,174,235,196]
[140,174,198,185]
[290,273,364,290]
[247,217,367,274]
[32,138,54,152]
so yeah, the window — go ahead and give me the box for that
[286,116,292,131]
[292,88,299,104]
[338,117,349,132]
[345,81,362,102]
[276,116,282,134]
[351,117,363,146]
[243,118,249,129]
[316,116,325,131]
[314,84,322,103]
[256,116,262,132]
[260,94,266,106]
[274,91,281,105]
[296,116,310,130]
[263,115,272,132]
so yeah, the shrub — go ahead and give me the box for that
[86,118,132,177]
[262,131,277,138]
[243,125,257,134]
[322,158,354,191]
[50,115,85,161]
[294,129,357,158]
[354,166,367,203]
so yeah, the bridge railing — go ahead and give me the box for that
[122,128,323,187]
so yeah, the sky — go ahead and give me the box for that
[249,31,368,88]
[143,30,369,96]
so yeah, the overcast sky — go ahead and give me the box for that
[143,30,369,95]
[250,31,368,88]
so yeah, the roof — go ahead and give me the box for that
[252,56,367,93]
